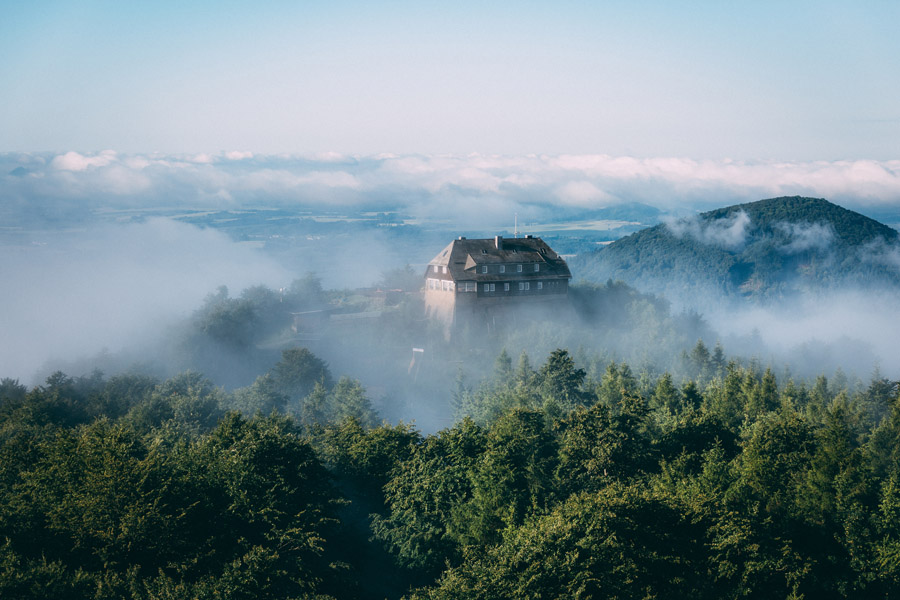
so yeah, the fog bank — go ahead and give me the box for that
[0,218,289,383]
[704,289,900,378]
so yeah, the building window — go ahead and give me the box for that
[432,265,438,273]
[518,282,524,291]
[490,283,495,292]
[537,281,543,290]
[442,266,447,274]
[517,264,523,273]
[525,282,530,290]
[499,265,505,273]
[534,264,540,272]
[504,282,509,291]
[484,283,496,292]
[481,266,488,274]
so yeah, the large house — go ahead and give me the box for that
[424,235,572,332]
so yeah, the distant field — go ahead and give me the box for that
[527,219,644,232]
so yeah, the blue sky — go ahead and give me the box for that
[2,1,899,159]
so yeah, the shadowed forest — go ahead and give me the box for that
[2,272,900,599]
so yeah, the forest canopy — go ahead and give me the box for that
[1,336,899,599]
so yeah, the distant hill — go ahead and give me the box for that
[571,196,900,304]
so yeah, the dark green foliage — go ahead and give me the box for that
[2,354,900,599]
[596,360,638,410]
[555,402,615,489]
[291,376,379,430]
[656,409,739,472]
[737,410,815,512]
[875,475,900,595]
[329,377,378,428]
[226,373,288,416]
[410,484,712,600]
[95,374,158,420]
[372,419,486,576]
[194,286,259,349]
[0,378,26,405]
[536,348,586,416]
[124,371,224,434]
[457,409,558,546]
[868,382,900,480]
[313,418,421,506]
[0,410,343,600]
[651,371,682,415]
[271,347,333,401]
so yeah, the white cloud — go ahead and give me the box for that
[859,238,900,273]
[50,150,118,171]
[665,210,751,250]
[776,222,835,254]
[8,152,900,225]
[190,153,216,164]
[555,180,615,206]
[311,151,349,162]
[224,150,254,160]
[707,289,900,375]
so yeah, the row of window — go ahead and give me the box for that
[428,278,563,293]
[480,263,539,274]
[479,281,541,291]
[430,263,541,275]
[479,280,565,293]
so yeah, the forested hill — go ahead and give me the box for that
[571,196,900,303]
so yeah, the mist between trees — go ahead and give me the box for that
[2,270,900,598]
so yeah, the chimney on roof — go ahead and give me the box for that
[495,235,503,250]
[458,236,466,240]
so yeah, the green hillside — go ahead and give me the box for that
[571,196,900,302]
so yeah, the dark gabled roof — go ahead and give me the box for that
[426,236,572,282]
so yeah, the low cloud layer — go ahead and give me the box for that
[0,218,290,383]
[665,210,751,250]
[776,222,836,254]
[4,152,900,228]
[706,288,900,377]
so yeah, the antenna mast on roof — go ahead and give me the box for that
[514,213,518,238]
